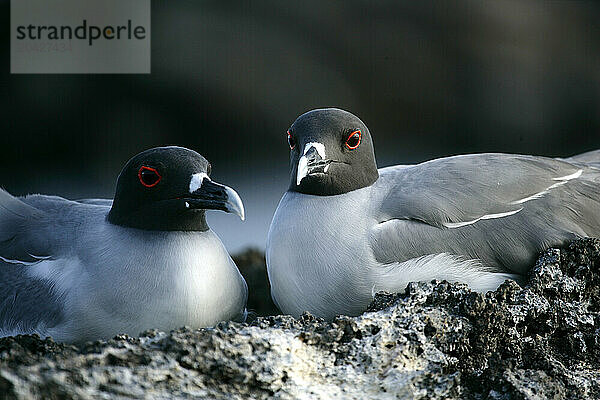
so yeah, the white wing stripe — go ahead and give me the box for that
[553,169,583,181]
[479,208,523,220]
[443,208,523,228]
[0,254,51,265]
[511,190,549,204]
[0,255,40,266]
[511,169,582,205]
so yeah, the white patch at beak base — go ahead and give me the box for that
[296,142,326,185]
[189,172,209,193]
[297,156,309,186]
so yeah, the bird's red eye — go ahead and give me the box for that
[138,166,161,187]
[287,130,296,149]
[345,130,361,150]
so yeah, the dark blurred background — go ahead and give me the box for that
[1,0,599,252]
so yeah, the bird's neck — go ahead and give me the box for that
[107,207,209,231]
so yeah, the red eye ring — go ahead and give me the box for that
[345,130,361,150]
[138,166,162,187]
[287,130,296,150]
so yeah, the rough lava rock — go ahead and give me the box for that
[1,239,599,399]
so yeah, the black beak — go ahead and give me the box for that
[187,178,245,220]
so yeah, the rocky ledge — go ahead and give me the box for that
[1,239,599,399]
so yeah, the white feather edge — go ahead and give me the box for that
[0,254,51,266]
[442,208,523,229]
[445,169,583,228]
[510,169,582,205]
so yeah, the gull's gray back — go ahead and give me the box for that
[369,153,600,275]
[563,149,600,168]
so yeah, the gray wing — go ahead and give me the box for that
[0,190,79,335]
[369,153,600,275]
[0,189,52,264]
[0,191,112,263]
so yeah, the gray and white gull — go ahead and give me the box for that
[266,108,600,320]
[0,146,247,342]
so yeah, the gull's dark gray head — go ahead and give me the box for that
[107,146,244,231]
[287,108,379,196]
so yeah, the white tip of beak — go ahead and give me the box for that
[224,186,245,221]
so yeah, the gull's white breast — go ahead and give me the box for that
[27,225,247,342]
[267,188,375,319]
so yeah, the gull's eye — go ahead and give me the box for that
[138,166,162,187]
[287,130,296,150]
[345,130,361,150]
